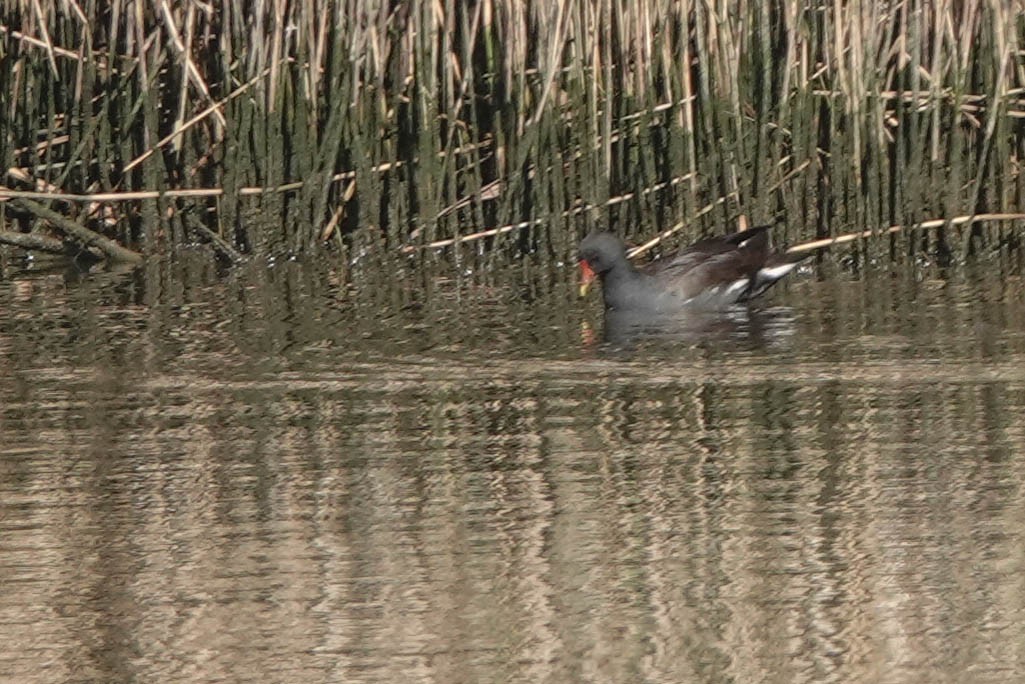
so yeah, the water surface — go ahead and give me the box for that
[2,252,1025,683]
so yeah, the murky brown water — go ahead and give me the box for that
[2,252,1025,683]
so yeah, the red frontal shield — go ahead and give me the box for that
[579,260,597,297]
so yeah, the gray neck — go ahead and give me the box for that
[601,262,647,310]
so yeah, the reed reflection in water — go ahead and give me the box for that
[1,258,1025,683]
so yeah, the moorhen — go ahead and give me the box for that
[578,226,804,312]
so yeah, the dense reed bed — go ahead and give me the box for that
[1,0,1024,267]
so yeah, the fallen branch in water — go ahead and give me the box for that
[180,211,245,264]
[9,198,144,264]
[0,230,69,255]
[785,213,1025,255]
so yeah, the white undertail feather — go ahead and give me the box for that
[758,262,799,280]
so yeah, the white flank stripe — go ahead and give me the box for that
[726,278,749,296]
[758,263,798,280]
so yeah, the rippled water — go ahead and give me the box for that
[2,251,1025,683]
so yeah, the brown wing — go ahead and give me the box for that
[665,233,769,301]
[641,225,772,278]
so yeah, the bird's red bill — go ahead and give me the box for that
[579,260,597,297]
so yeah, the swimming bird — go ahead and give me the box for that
[578,226,805,312]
